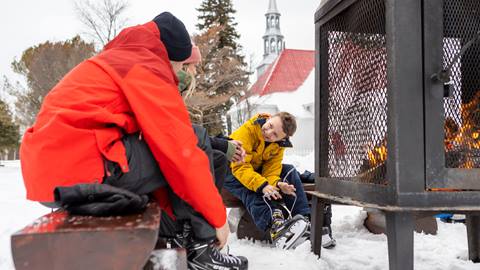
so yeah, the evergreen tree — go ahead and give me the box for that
[196,0,241,52]
[0,99,20,151]
[193,0,250,135]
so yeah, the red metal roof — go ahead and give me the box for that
[250,49,315,96]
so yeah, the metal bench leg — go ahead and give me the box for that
[310,196,325,256]
[385,211,414,270]
[466,213,480,263]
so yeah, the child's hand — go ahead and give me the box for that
[262,184,281,200]
[277,182,296,196]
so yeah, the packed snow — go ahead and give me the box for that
[1,159,478,269]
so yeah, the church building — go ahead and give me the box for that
[227,0,315,156]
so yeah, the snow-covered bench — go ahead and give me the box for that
[10,202,187,270]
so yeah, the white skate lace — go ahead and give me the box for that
[263,166,297,219]
[212,245,241,265]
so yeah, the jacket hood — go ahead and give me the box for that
[103,22,169,62]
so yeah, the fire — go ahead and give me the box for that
[445,91,480,169]
[359,138,387,184]
[367,143,387,168]
[359,91,479,181]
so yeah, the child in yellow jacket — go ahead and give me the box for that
[224,112,311,249]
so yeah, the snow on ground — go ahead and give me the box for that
[0,161,49,269]
[1,159,479,270]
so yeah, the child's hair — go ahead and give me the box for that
[273,112,297,137]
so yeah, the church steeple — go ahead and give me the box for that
[267,0,279,14]
[256,0,284,78]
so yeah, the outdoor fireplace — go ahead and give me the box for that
[313,0,480,269]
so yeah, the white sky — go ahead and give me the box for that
[0,0,320,85]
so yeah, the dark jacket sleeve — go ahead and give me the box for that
[210,136,229,153]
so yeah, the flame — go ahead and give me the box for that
[363,92,479,176]
[367,142,387,167]
[444,91,480,169]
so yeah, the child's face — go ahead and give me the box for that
[261,116,286,142]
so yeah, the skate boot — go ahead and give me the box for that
[270,214,309,250]
[187,240,248,270]
[321,225,336,249]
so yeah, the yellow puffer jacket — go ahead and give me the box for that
[229,114,292,192]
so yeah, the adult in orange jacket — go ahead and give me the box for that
[20,12,247,270]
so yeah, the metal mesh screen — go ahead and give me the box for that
[443,0,480,168]
[319,0,387,184]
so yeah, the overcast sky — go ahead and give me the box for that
[0,0,320,85]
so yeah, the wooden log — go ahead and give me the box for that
[221,188,243,208]
[11,202,161,270]
[364,210,438,235]
[237,210,269,241]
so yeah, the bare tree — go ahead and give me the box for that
[74,0,129,47]
[6,36,95,127]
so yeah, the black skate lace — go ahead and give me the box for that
[211,244,241,265]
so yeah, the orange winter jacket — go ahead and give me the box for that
[20,22,226,228]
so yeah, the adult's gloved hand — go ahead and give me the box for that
[54,183,149,216]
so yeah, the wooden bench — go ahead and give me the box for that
[11,202,187,270]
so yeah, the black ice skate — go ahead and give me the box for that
[187,240,248,270]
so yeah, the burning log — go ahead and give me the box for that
[445,91,480,168]
[358,138,387,184]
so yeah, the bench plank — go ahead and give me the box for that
[11,202,161,270]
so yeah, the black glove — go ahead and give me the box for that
[54,183,149,216]
[299,170,315,183]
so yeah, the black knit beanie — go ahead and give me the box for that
[153,12,192,61]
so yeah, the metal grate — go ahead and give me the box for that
[319,0,387,184]
[443,0,480,169]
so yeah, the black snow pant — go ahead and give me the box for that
[103,132,226,241]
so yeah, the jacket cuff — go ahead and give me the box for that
[255,181,269,194]
[225,141,236,161]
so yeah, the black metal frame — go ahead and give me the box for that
[314,1,480,269]
[315,0,480,209]
[424,0,480,190]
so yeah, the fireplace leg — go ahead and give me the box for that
[310,196,325,257]
[466,213,480,263]
[386,211,414,270]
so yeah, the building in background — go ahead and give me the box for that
[256,0,285,78]
[228,0,315,156]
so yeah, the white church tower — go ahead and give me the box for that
[256,0,284,78]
